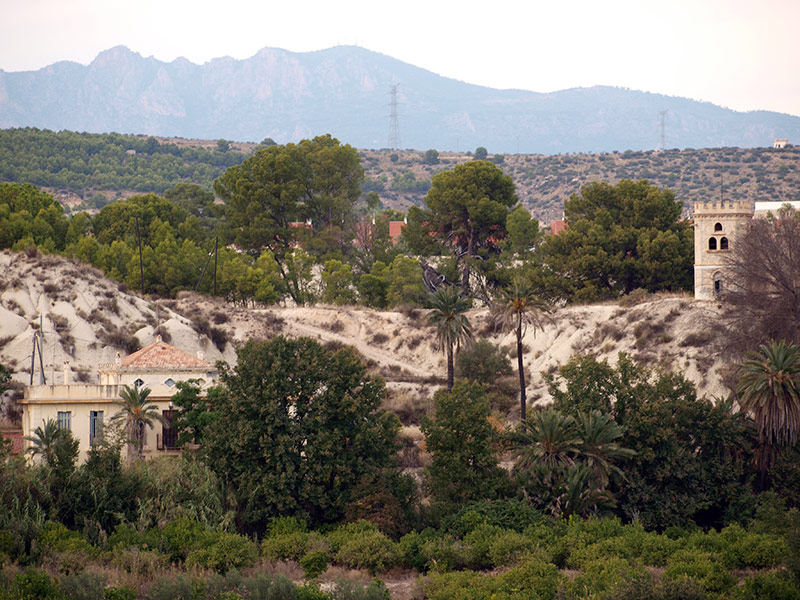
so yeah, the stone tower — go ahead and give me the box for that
[693,200,754,300]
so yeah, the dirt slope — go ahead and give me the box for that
[0,250,730,407]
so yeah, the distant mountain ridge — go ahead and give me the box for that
[1,45,799,153]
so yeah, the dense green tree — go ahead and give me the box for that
[454,339,513,391]
[202,337,399,531]
[548,354,755,529]
[474,147,488,160]
[489,277,550,422]
[0,183,70,251]
[214,135,363,303]
[386,255,427,307]
[535,180,693,303]
[321,259,356,305]
[737,340,800,489]
[427,286,473,390]
[505,205,541,257]
[421,380,508,511]
[405,161,517,292]
[423,149,440,165]
[171,381,225,446]
[357,261,391,308]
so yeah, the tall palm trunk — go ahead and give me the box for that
[447,344,454,391]
[516,317,526,423]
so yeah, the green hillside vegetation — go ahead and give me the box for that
[0,128,248,209]
[3,132,800,598]
[361,144,800,221]
[2,340,800,599]
[2,129,799,225]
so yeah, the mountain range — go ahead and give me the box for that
[1,45,799,154]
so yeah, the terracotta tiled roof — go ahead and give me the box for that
[120,340,212,370]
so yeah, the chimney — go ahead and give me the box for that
[156,334,163,343]
[63,361,70,385]
[197,350,205,361]
[115,352,121,366]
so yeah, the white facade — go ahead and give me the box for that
[20,338,217,462]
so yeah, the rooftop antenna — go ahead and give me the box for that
[387,85,401,150]
[658,110,667,151]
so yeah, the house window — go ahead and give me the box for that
[161,410,178,450]
[708,237,717,250]
[714,222,723,232]
[164,378,175,387]
[57,411,71,431]
[134,378,144,388]
[720,237,729,250]
[89,411,103,445]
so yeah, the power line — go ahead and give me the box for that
[658,110,667,151]
[387,85,401,150]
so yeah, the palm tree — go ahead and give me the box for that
[427,286,473,390]
[24,418,62,466]
[574,410,635,487]
[511,409,580,473]
[736,339,800,489]
[110,384,166,461]
[489,277,551,422]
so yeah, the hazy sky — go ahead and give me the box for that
[3,0,799,117]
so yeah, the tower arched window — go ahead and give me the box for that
[714,222,723,232]
[713,271,723,295]
[720,237,729,250]
[708,237,717,250]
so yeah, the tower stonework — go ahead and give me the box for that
[693,200,754,300]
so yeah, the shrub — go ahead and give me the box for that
[568,557,646,599]
[464,524,506,570]
[370,333,389,345]
[300,550,330,579]
[333,528,399,574]
[297,584,328,600]
[329,578,391,600]
[488,531,538,568]
[419,535,469,573]
[721,531,789,569]
[262,531,327,562]
[185,531,258,573]
[444,500,547,535]
[37,521,94,555]
[159,517,211,562]
[733,570,800,600]
[58,572,106,600]
[664,550,735,595]
[110,546,167,577]
[145,575,195,600]
[103,586,137,600]
[9,568,60,600]
[496,557,563,600]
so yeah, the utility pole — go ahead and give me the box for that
[387,85,401,150]
[658,110,667,151]
[213,235,218,297]
[135,216,144,295]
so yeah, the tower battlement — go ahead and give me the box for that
[692,200,754,217]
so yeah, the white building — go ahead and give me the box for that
[20,337,217,462]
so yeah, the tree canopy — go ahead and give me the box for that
[202,337,399,531]
[404,160,517,293]
[213,135,363,303]
[534,180,693,303]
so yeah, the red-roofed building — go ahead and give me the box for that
[20,337,217,462]
[389,221,406,244]
[550,220,567,236]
